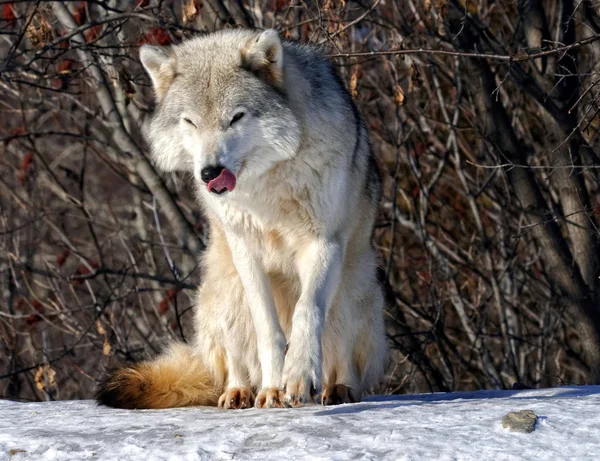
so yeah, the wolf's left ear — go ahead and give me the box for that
[140,45,176,101]
[241,29,284,86]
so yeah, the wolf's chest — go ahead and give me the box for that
[215,196,316,274]
[221,187,320,233]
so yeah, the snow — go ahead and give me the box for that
[1,386,599,461]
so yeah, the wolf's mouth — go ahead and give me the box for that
[207,168,236,194]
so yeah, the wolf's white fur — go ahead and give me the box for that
[129,29,388,408]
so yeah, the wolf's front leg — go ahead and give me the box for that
[218,350,255,410]
[225,232,287,408]
[283,238,343,406]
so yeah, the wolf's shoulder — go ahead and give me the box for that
[281,37,349,98]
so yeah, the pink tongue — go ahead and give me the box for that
[207,168,236,193]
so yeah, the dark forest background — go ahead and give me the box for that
[2,0,600,401]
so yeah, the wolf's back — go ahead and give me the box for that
[96,343,220,409]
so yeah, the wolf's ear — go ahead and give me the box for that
[140,45,176,101]
[241,29,284,86]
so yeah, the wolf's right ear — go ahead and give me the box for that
[140,45,176,101]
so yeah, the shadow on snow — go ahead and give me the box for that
[313,385,600,417]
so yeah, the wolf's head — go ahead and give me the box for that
[140,29,301,194]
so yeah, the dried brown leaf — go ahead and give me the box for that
[409,64,423,91]
[394,84,405,105]
[26,10,53,49]
[434,0,448,17]
[34,367,45,391]
[34,364,56,391]
[182,0,199,23]
[350,67,359,98]
[459,0,478,14]
[103,338,112,356]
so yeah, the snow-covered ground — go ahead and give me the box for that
[1,386,599,461]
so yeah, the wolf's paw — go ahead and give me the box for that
[281,365,320,407]
[254,387,285,408]
[321,384,358,406]
[218,387,255,410]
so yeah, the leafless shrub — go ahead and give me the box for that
[1,0,599,401]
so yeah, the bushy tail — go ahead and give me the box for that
[95,343,220,409]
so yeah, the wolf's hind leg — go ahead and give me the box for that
[321,276,387,406]
[321,317,361,406]
[321,384,358,405]
[321,364,360,406]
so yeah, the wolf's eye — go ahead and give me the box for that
[183,117,197,128]
[230,112,245,127]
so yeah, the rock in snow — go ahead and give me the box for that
[501,409,538,433]
[1,386,600,460]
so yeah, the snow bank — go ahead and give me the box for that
[1,386,599,460]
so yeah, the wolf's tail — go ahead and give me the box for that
[95,343,220,409]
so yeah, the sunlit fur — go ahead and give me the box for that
[95,343,220,409]
[96,29,388,410]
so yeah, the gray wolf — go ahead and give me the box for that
[96,28,388,409]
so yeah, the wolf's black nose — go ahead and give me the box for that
[200,165,225,183]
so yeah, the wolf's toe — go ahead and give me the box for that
[255,388,285,408]
[218,387,255,410]
[282,379,319,407]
